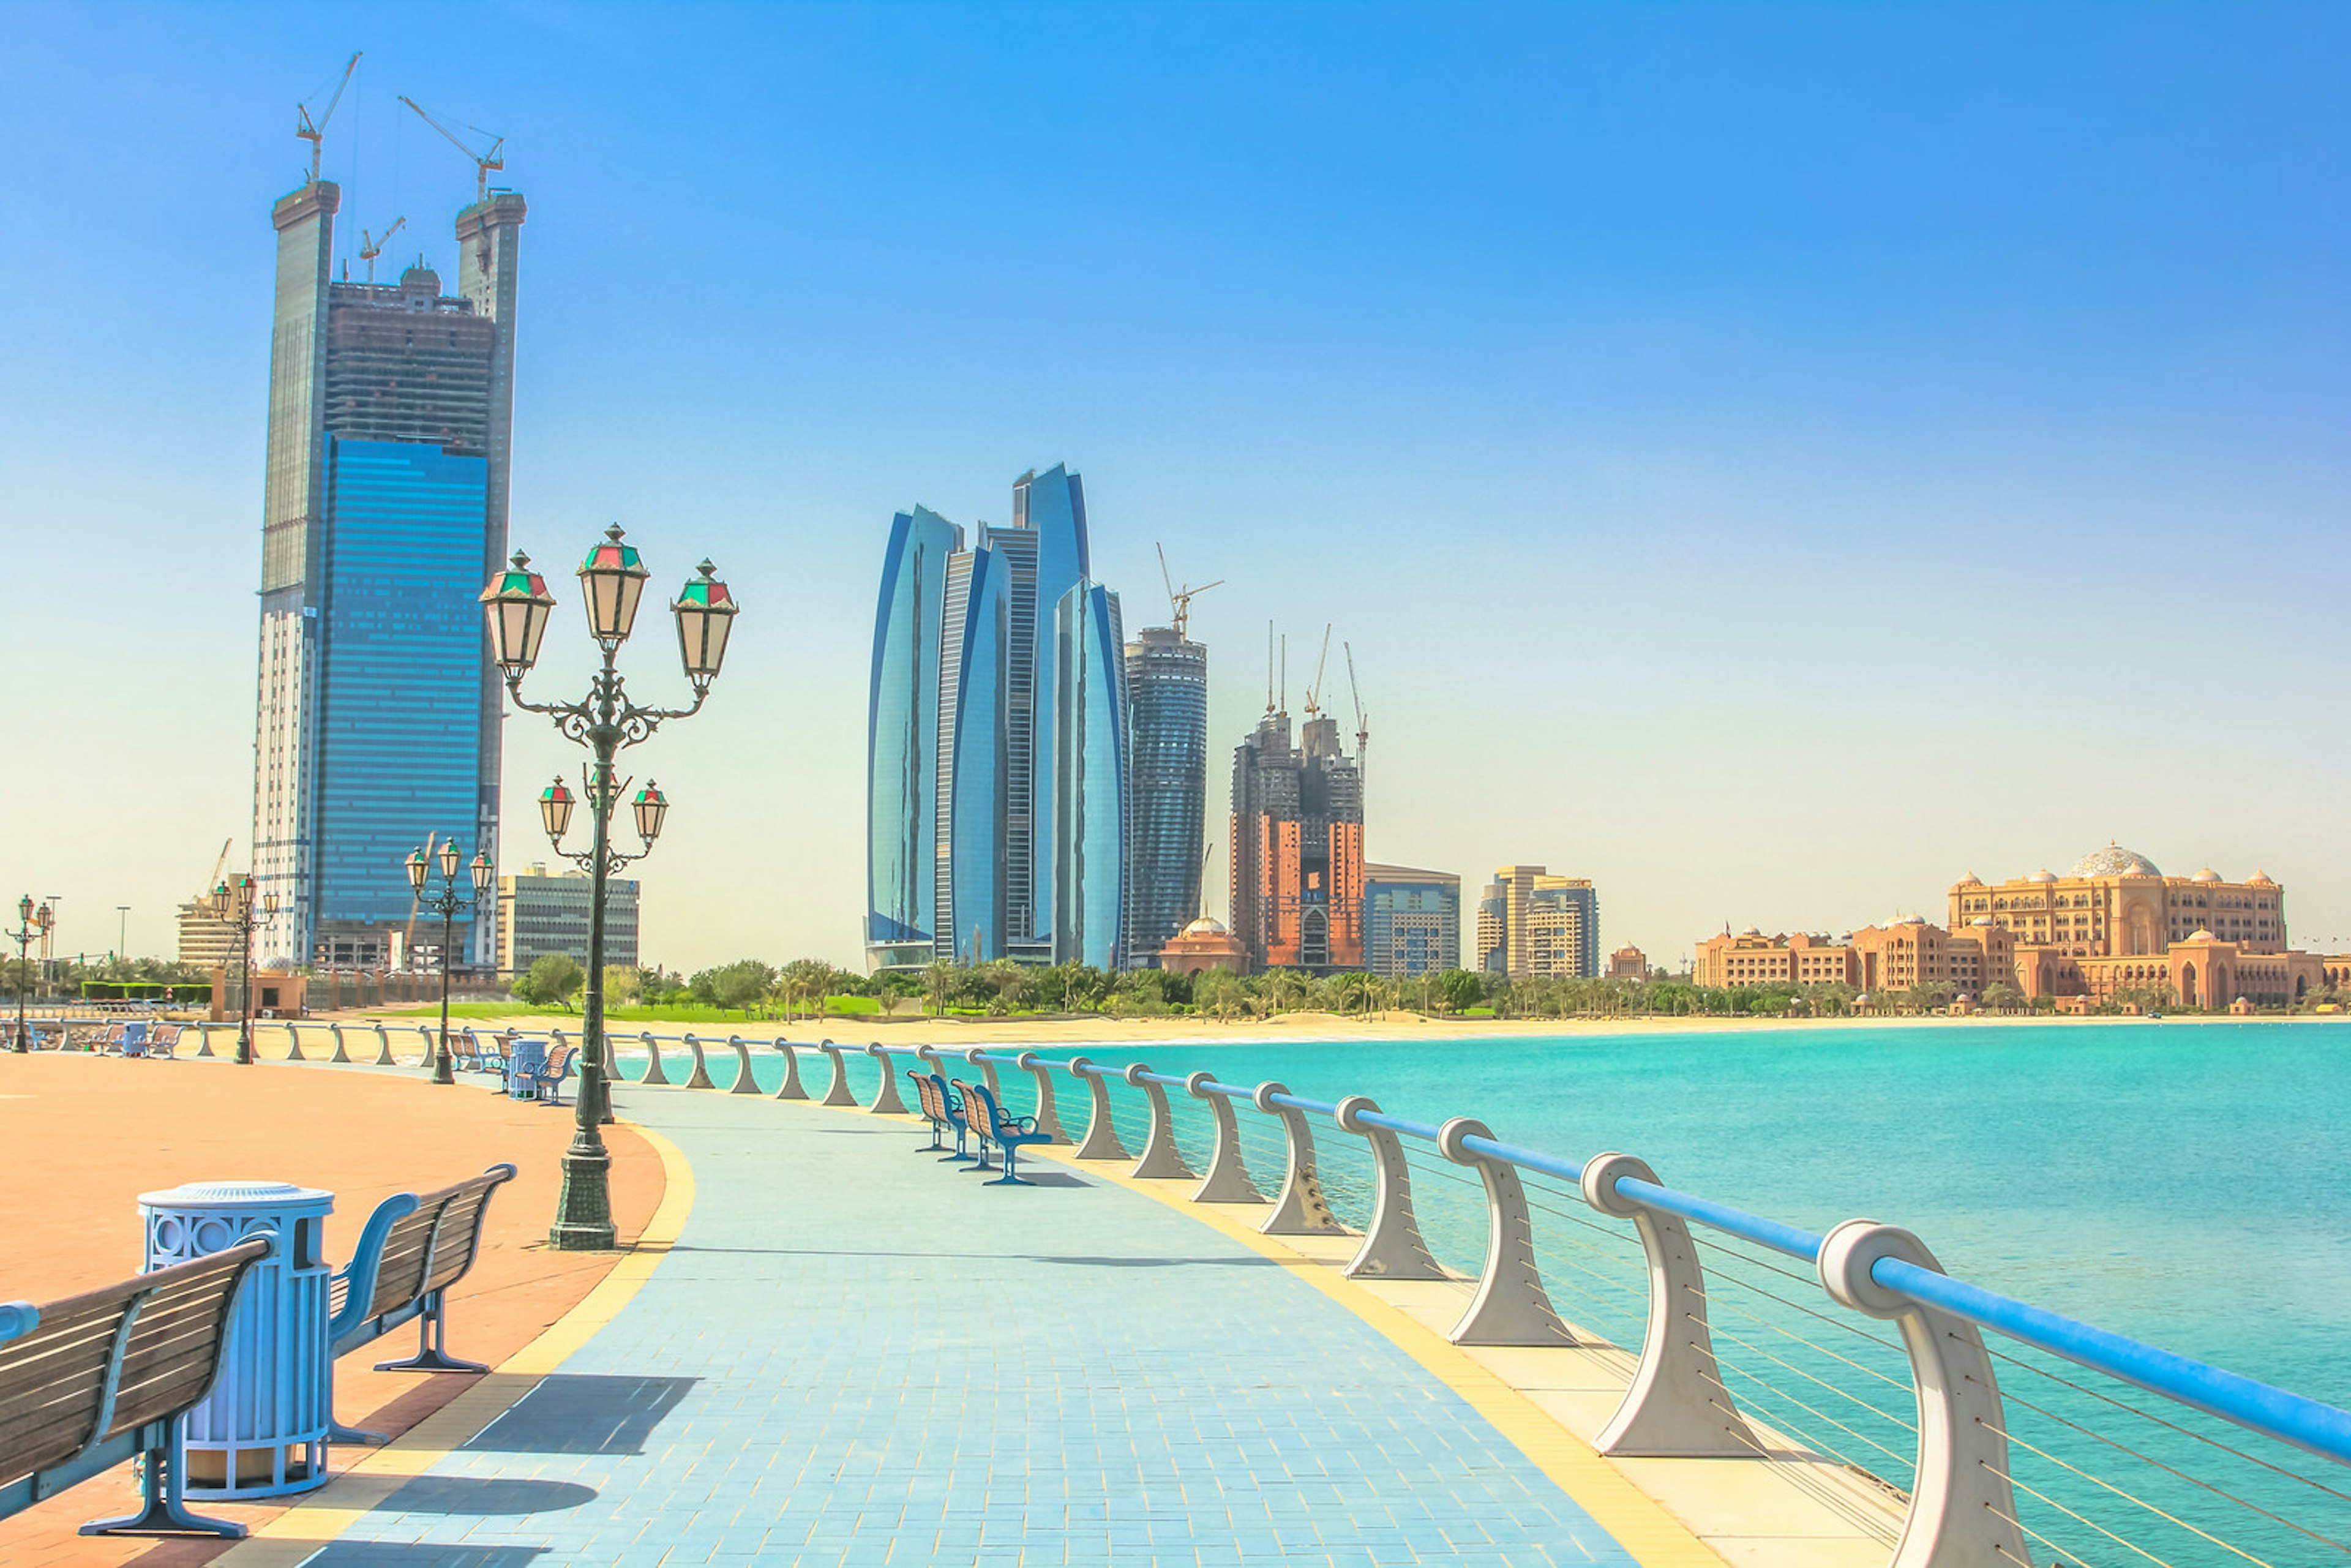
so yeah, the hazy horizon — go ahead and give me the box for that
[6,4,2346,971]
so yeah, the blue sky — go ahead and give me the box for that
[4,3,2347,969]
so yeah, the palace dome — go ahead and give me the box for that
[2248,869,2275,886]
[2071,843,2162,879]
[2191,867,2222,884]
[1180,916,1230,937]
[2026,868,2057,883]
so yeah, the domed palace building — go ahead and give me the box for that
[1949,845,2337,1009]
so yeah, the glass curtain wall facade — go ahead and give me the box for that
[250,179,523,970]
[1125,627,1208,965]
[312,438,492,967]
[939,546,1011,962]
[866,506,961,970]
[993,465,1089,957]
[1054,583,1128,970]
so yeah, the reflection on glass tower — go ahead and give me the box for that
[864,467,1129,971]
[1124,626,1209,965]
[1055,582,1128,970]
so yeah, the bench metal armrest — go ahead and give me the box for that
[329,1191,421,1346]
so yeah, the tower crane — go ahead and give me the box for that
[399,96,505,202]
[1155,544,1224,643]
[400,828,440,970]
[1344,640,1370,777]
[205,838,232,895]
[296,52,362,184]
[358,216,406,283]
[1302,625,1333,717]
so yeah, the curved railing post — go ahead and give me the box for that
[681,1032,716,1090]
[1332,1097,1442,1279]
[1820,1220,2027,1568]
[371,1022,394,1066]
[328,1023,350,1063]
[1013,1051,1068,1144]
[1582,1152,1759,1457]
[1255,1084,1344,1235]
[1185,1075,1265,1204]
[192,1021,216,1059]
[771,1039,807,1100]
[1439,1117,1574,1347]
[285,1022,306,1062]
[414,1024,434,1067]
[727,1034,760,1094]
[817,1040,858,1106]
[865,1043,909,1114]
[962,1047,1002,1101]
[1124,1066,1194,1180]
[1067,1059,1128,1160]
[638,1030,672,1087]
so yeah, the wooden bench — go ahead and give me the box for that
[144,1024,184,1058]
[907,1070,972,1160]
[954,1078,1052,1186]
[0,1236,275,1538]
[328,1162,517,1441]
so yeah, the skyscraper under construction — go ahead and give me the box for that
[1123,626,1209,966]
[1229,697,1364,975]
[250,173,525,972]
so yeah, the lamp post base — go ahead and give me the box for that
[547,1143,617,1251]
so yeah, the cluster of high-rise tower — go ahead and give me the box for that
[862,475,1387,977]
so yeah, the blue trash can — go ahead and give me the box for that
[508,1037,547,1099]
[140,1180,335,1498]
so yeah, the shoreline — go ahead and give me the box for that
[308,1007,2347,1049]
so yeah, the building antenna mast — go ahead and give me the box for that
[398,96,506,203]
[296,52,362,184]
[1155,543,1223,643]
[1265,622,1275,715]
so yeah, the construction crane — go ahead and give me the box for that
[204,838,232,898]
[400,828,440,970]
[1302,625,1333,717]
[399,96,505,202]
[1344,640,1370,779]
[296,52,362,184]
[1155,545,1223,643]
[358,216,406,283]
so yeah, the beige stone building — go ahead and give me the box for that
[1949,845,2286,958]
[1477,866,1600,980]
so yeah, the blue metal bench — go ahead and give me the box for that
[956,1078,1052,1185]
[0,1234,275,1537]
[328,1162,517,1441]
[908,1070,973,1160]
[524,1042,576,1105]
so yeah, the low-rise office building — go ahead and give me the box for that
[1363,863,1460,978]
[497,863,640,975]
[1477,866,1599,980]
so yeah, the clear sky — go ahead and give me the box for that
[4,3,2347,970]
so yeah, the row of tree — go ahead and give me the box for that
[497,955,2350,1021]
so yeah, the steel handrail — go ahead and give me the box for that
[1610,1174,1827,1263]
[1265,1090,1340,1117]
[1352,1108,1444,1142]
[1870,1256,2351,1466]
[1194,1079,1254,1100]
[1457,1133,1583,1187]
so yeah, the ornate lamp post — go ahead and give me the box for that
[9,896,54,1052]
[208,875,277,1066]
[482,529,737,1250]
[407,841,496,1086]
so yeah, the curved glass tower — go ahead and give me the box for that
[1124,626,1208,965]
[866,506,962,970]
[1054,582,1128,970]
[940,546,1010,962]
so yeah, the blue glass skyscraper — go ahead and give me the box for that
[866,506,961,970]
[253,172,524,972]
[1123,626,1209,966]
[1054,582,1128,970]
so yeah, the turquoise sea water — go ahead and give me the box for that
[629,1021,2351,1563]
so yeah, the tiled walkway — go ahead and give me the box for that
[309,1088,1642,1566]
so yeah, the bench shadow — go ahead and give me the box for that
[373,1476,600,1516]
[669,1245,1274,1268]
[464,1374,697,1455]
[298,1547,550,1567]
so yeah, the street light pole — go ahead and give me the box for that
[408,842,495,1086]
[9,897,54,1052]
[479,529,737,1251]
[209,876,277,1065]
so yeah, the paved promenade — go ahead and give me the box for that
[287,1085,1647,1566]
